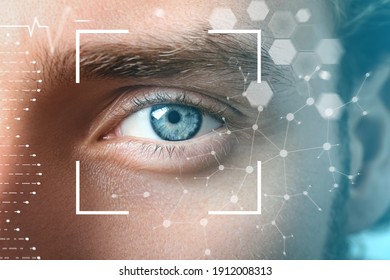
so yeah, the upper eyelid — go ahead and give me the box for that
[108,86,245,123]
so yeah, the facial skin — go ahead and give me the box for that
[0,0,347,259]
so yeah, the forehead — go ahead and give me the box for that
[4,1,251,39]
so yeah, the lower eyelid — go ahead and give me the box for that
[87,126,233,174]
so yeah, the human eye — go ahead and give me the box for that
[117,102,221,141]
[88,86,247,173]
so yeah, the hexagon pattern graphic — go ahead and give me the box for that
[247,0,269,21]
[246,81,274,107]
[293,25,320,51]
[208,7,237,29]
[269,39,297,65]
[269,11,297,38]
[315,39,344,65]
[292,52,320,77]
[315,93,344,120]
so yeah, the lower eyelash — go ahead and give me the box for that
[95,126,234,174]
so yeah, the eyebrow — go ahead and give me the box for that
[42,30,276,91]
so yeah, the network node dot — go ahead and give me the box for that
[304,75,310,81]
[286,113,295,122]
[25,237,29,241]
[226,130,231,135]
[325,108,334,117]
[303,191,308,196]
[252,124,258,130]
[329,166,336,172]
[183,189,188,194]
[257,106,264,112]
[210,151,216,156]
[242,91,247,97]
[226,96,230,101]
[352,96,359,103]
[204,249,211,256]
[318,208,322,211]
[162,220,171,228]
[283,251,287,256]
[111,194,117,198]
[37,256,41,260]
[362,111,368,116]
[348,175,353,180]
[143,192,150,198]
[306,97,315,106]
[271,220,276,225]
[280,150,288,158]
[284,194,290,201]
[333,184,339,188]
[230,195,239,204]
[218,165,225,171]
[6,219,10,223]
[365,72,371,77]
[200,218,208,227]
[323,142,332,151]
[245,166,254,174]
[37,89,41,92]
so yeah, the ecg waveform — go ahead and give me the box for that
[0,7,72,53]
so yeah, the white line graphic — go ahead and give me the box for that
[75,161,129,215]
[75,29,129,83]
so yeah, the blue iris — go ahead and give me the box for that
[150,104,202,141]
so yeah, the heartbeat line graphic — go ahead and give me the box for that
[0,7,72,53]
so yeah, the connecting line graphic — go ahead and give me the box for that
[208,161,262,215]
[75,29,129,83]
[75,161,129,215]
[208,29,261,83]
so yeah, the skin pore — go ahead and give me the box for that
[0,0,345,259]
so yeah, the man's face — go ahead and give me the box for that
[1,0,343,259]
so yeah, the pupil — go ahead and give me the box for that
[167,110,181,124]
